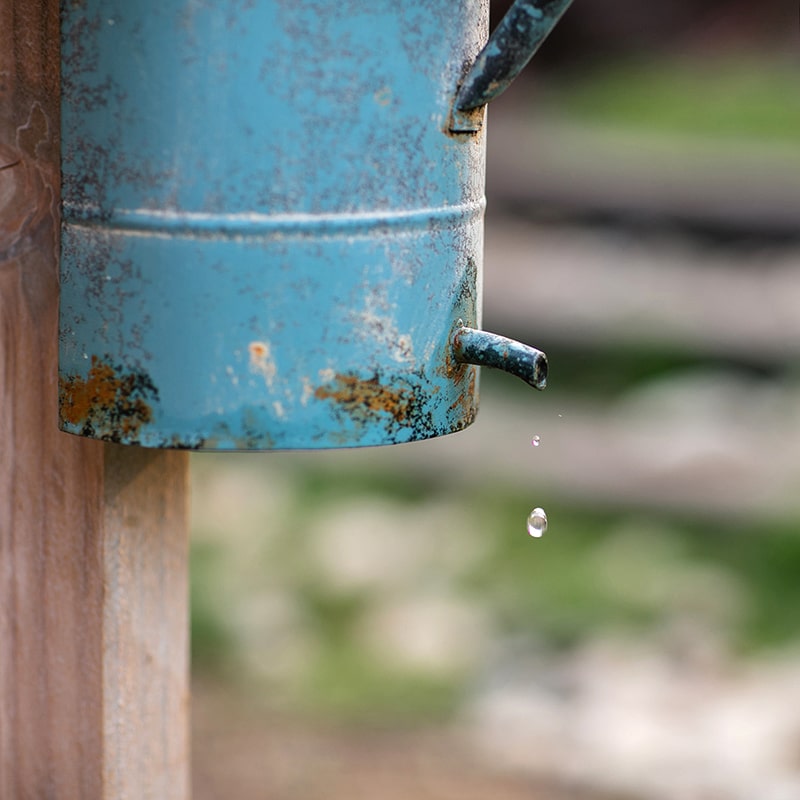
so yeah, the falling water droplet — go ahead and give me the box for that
[527,507,548,538]
[531,435,541,447]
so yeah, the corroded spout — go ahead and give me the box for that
[451,0,576,132]
[452,325,548,390]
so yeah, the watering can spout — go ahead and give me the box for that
[451,0,575,133]
[452,325,548,391]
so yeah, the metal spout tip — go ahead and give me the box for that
[452,0,576,120]
[452,325,547,390]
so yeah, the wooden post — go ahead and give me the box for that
[0,2,190,797]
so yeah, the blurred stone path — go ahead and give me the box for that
[465,638,800,800]
[192,680,625,800]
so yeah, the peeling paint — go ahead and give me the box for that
[347,290,416,366]
[300,376,314,406]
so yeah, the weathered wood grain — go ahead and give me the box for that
[102,446,190,800]
[0,2,190,797]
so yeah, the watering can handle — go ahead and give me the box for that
[451,0,575,132]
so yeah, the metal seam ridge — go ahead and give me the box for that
[62,200,487,238]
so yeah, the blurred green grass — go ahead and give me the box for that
[548,56,800,144]
[190,451,800,722]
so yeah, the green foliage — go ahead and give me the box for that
[190,538,236,672]
[190,448,800,723]
[295,644,464,723]
[551,57,800,145]
[700,522,800,651]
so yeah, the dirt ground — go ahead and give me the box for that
[192,679,625,800]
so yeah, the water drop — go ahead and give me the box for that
[531,435,541,447]
[526,507,548,538]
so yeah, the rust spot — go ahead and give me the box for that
[446,104,485,137]
[59,356,159,442]
[448,366,479,431]
[248,340,276,387]
[314,373,413,424]
[248,341,268,359]
[442,327,470,382]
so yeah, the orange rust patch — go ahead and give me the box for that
[248,341,268,359]
[448,366,476,411]
[59,356,158,441]
[314,373,412,424]
[448,367,478,430]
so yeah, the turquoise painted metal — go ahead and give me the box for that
[59,0,572,450]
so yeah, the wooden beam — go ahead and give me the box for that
[102,446,189,799]
[0,2,190,797]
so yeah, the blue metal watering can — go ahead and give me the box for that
[59,0,573,450]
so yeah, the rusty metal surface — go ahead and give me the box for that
[58,356,158,442]
[59,0,546,450]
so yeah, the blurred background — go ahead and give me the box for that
[192,3,800,798]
